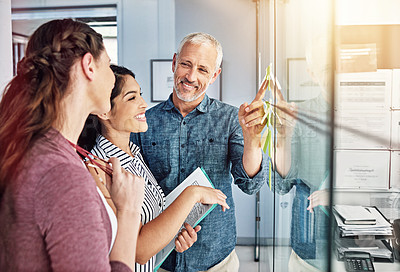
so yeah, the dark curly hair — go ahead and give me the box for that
[77,65,136,152]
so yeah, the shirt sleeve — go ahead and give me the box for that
[34,163,132,272]
[271,170,298,195]
[229,117,269,195]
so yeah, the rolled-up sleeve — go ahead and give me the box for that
[271,169,297,195]
[229,119,269,195]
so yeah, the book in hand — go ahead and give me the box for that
[334,205,376,225]
[153,167,217,272]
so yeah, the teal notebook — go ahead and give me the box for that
[153,167,217,272]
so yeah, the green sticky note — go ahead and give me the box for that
[266,130,272,158]
[269,161,272,190]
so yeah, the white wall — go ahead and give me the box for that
[175,0,258,241]
[336,0,400,25]
[0,0,13,94]
[175,0,257,107]
[118,0,175,108]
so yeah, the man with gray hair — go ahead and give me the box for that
[131,32,269,272]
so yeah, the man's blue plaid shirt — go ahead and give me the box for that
[131,94,269,272]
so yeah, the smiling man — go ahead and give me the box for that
[131,32,270,272]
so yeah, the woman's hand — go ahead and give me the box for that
[107,157,144,270]
[187,185,230,212]
[106,157,145,213]
[307,189,329,213]
[175,223,201,253]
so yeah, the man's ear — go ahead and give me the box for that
[81,52,95,81]
[172,53,177,72]
[209,67,221,85]
[97,112,109,121]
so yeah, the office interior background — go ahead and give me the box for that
[1,0,400,271]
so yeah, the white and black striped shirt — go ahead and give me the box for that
[92,135,165,272]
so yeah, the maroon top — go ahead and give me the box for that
[0,128,131,272]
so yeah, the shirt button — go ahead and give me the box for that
[181,144,185,148]
[183,121,186,125]
[181,168,185,173]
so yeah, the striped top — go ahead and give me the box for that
[92,135,165,272]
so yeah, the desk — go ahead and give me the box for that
[332,257,400,271]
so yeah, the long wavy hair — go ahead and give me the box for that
[0,19,104,196]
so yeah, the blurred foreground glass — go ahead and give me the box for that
[258,0,334,271]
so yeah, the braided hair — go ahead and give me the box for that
[0,19,105,194]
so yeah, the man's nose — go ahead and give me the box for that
[186,68,197,83]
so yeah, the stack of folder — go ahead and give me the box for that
[334,205,376,225]
[333,205,393,237]
[333,205,394,262]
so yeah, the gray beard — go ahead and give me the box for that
[174,86,207,102]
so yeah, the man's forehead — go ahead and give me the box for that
[181,41,215,52]
[179,43,216,66]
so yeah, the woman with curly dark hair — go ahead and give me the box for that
[79,65,229,272]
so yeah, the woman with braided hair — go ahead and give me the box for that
[0,19,144,271]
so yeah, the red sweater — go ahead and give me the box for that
[0,128,131,272]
